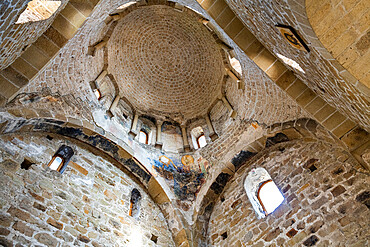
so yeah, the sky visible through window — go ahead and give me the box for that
[49,156,63,171]
[259,180,284,214]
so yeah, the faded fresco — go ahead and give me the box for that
[151,153,212,205]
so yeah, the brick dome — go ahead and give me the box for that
[107,5,224,121]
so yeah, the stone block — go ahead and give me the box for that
[286,228,298,238]
[13,221,34,237]
[253,49,277,71]
[266,60,287,81]
[286,79,308,99]
[208,0,227,19]
[59,3,87,28]
[322,111,346,131]
[244,40,265,60]
[0,75,19,99]
[43,27,68,48]
[51,14,77,40]
[47,217,63,230]
[33,35,60,58]
[331,185,346,197]
[224,17,244,39]
[275,70,296,90]
[332,119,356,138]
[20,45,50,70]
[340,126,369,151]
[313,104,336,122]
[215,7,235,28]
[35,233,58,247]
[1,66,28,88]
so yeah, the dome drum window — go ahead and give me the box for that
[138,130,149,144]
[191,126,207,150]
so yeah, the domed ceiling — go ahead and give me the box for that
[107,5,225,121]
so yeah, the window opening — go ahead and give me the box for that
[47,145,74,174]
[191,126,207,149]
[138,130,149,144]
[16,0,61,24]
[48,156,64,171]
[276,53,305,73]
[21,159,34,170]
[117,1,136,9]
[197,134,207,149]
[257,180,284,215]
[94,89,101,100]
[244,168,284,218]
[228,55,242,75]
[129,188,141,218]
[221,232,228,240]
[46,135,53,140]
[150,234,158,244]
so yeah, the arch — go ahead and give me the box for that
[191,118,342,245]
[0,111,191,247]
[305,0,369,90]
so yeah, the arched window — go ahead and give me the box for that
[47,145,74,174]
[129,188,141,218]
[138,130,149,144]
[196,134,207,149]
[244,168,284,218]
[191,126,207,149]
[93,89,101,100]
[16,0,61,24]
[257,180,284,215]
[228,54,242,75]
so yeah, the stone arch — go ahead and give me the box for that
[0,111,191,247]
[305,0,369,90]
[191,118,351,246]
[0,0,100,106]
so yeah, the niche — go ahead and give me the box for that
[129,188,142,218]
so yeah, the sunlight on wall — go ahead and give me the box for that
[16,0,61,24]
[277,53,305,73]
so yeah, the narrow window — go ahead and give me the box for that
[244,168,284,218]
[47,145,74,174]
[228,55,242,75]
[94,89,101,100]
[129,188,141,218]
[48,156,64,171]
[257,180,284,215]
[197,134,207,149]
[191,126,207,149]
[138,130,148,144]
[16,0,61,24]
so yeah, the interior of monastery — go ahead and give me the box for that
[0,0,369,246]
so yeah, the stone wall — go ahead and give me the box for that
[0,0,68,70]
[207,140,369,246]
[0,133,174,247]
[306,0,370,87]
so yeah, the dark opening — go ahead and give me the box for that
[46,135,53,140]
[129,188,142,217]
[308,164,317,172]
[221,232,228,240]
[48,145,74,174]
[220,196,225,202]
[150,234,158,244]
[21,159,34,170]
